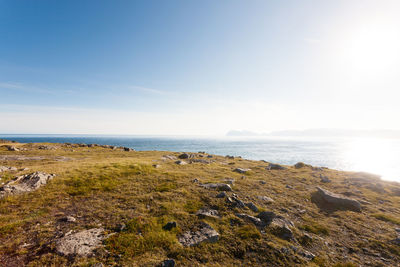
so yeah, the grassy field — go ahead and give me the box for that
[0,141,399,266]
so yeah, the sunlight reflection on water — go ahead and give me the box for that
[342,138,400,182]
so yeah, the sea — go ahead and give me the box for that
[1,134,399,183]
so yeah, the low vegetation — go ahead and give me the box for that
[0,141,399,266]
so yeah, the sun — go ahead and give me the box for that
[341,19,400,75]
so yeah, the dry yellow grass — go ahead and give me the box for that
[0,142,399,266]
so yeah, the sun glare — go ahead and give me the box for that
[343,138,400,182]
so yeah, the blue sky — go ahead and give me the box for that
[1,0,399,134]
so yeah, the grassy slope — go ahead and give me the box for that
[0,142,399,266]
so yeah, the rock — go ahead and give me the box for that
[320,175,331,183]
[160,259,175,267]
[299,233,313,245]
[223,178,235,185]
[0,166,17,172]
[314,186,361,212]
[7,146,19,151]
[61,216,76,222]
[207,155,213,158]
[201,183,232,191]
[259,180,266,185]
[178,153,190,159]
[162,155,177,160]
[299,250,315,260]
[245,202,259,212]
[152,164,161,168]
[178,222,219,247]
[190,159,211,164]
[267,163,287,170]
[233,168,250,174]
[123,147,134,152]
[227,196,246,208]
[294,162,306,169]
[0,172,55,198]
[196,208,220,219]
[55,228,105,256]
[192,178,200,183]
[258,211,277,224]
[392,237,400,246]
[286,185,293,189]
[226,155,235,159]
[163,221,177,231]
[175,160,187,165]
[236,213,265,227]
[258,211,294,240]
[216,192,227,198]
[257,196,274,203]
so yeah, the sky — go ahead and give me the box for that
[1,0,400,135]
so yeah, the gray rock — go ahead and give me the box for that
[299,250,315,260]
[201,183,232,191]
[0,172,55,198]
[207,155,213,158]
[227,196,245,208]
[178,222,219,247]
[196,208,220,219]
[257,196,274,203]
[233,168,250,174]
[190,159,211,164]
[162,155,177,160]
[55,228,105,256]
[160,259,175,267]
[320,175,331,183]
[236,213,265,227]
[7,146,19,151]
[216,192,227,198]
[175,160,187,165]
[0,166,17,172]
[178,153,190,159]
[123,147,134,151]
[259,180,266,185]
[226,155,235,159]
[258,211,294,240]
[245,202,259,212]
[294,162,306,169]
[286,185,293,189]
[267,163,287,170]
[61,216,76,222]
[223,178,235,185]
[314,186,361,212]
[163,221,177,231]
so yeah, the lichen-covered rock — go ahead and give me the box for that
[201,183,232,191]
[258,211,294,240]
[196,208,220,219]
[55,228,105,256]
[178,222,219,247]
[236,213,265,227]
[314,186,361,212]
[0,172,55,198]
[233,168,250,174]
[266,163,287,170]
[245,202,259,212]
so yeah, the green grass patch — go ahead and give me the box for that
[299,221,329,235]
[105,217,178,259]
[183,199,203,213]
[236,225,261,239]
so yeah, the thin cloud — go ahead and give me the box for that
[0,82,54,94]
[304,38,321,44]
[127,85,167,95]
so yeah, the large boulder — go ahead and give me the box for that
[313,186,361,212]
[0,172,55,198]
[56,228,105,256]
[178,222,219,247]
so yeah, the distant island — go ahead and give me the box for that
[227,128,400,138]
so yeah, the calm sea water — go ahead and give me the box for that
[1,135,399,182]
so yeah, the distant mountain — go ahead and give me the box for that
[227,129,400,138]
